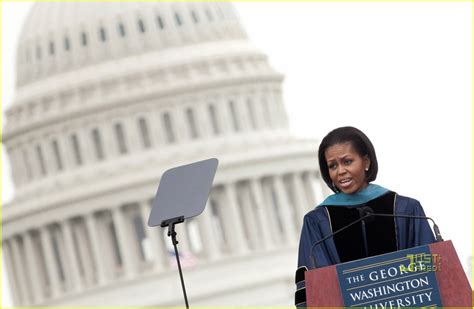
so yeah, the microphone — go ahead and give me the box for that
[309,207,443,269]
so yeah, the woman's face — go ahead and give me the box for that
[325,142,370,194]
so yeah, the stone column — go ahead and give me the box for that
[265,90,279,128]
[139,201,168,271]
[149,111,165,146]
[196,202,221,260]
[222,183,248,254]
[78,127,95,164]
[302,172,317,211]
[39,226,61,298]
[238,185,260,249]
[9,147,23,186]
[234,95,251,132]
[272,176,297,244]
[313,172,327,204]
[102,123,118,158]
[43,137,59,174]
[196,102,213,138]
[249,178,274,249]
[27,145,41,180]
[290,173,311,230]
[10,236,32,304]
[3,240,21,305]
[217,98,233,134]
[23,231,45,303]
[173,107,188,142]
[261,97,272,129]
[73,219,94,285]
[124,116,140,151]
[250,94,265,131]
[178,222,193,253]
[112,206,140,277]
[84,213,108,285]
[60,133,75,170]
[61,219,83,291]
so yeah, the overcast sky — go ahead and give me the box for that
[2,2,472,306]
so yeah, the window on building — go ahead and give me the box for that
[208,104,220,135]
[114,123,128,155]
[22,149,33,180]
[186,108,199,139]
[25,47,31,63]
[52,139,63,171]
[70,133,83,166]
[99,27,107,42]
[64,36,70,51]
[190,10,199,23]
[156,15,165,29]
[91,128,104,160]
[137,18,146,33]
[36,45,42,60]
[174,12,182,26]
[118,22,126,37]
[205,8,213,22]
[35,144,47,176]
[229,101,240,132]
[137,117,151,149]
[48,41,55,55]
[262,99,272,128]
[216,4,225,19]
[162,112,175,143]
[81,32,88,46]
[246,99,257,130]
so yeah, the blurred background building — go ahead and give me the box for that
[2,2,328,306]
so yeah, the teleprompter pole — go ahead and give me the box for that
[161,216,189,309]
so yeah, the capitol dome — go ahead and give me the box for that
[16,2,247,87]
[3,2,328,307]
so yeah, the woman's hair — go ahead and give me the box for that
[318,126,378,192]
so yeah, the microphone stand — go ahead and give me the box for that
[368,213,444,242]
[161,216,189,309]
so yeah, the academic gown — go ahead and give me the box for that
[294,184,436,307]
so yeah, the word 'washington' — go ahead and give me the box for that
[350,276,432,307]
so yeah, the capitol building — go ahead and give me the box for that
[2,2,329,306]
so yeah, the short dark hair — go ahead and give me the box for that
[318,126,378,192]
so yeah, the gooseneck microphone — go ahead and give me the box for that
[358,206,444,242]
[308,208,443,269]
[308,212,373,269]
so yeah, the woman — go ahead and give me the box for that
[294,126,436,307]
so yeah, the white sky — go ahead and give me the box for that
[2,2,472,307]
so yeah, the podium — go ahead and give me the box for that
[305,240,472,307]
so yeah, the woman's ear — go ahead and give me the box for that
[364,155,370,171]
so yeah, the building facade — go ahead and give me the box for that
[2,2,328,306]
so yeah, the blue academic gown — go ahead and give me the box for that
[294,184,436,307]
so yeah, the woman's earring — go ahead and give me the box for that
[365,167,369,172]
[332,182,339,192]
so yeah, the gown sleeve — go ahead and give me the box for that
[409,198,436,246]
[395,196,436,249]
[295,209,339,307]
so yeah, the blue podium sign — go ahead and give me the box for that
[336,245,443,308]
